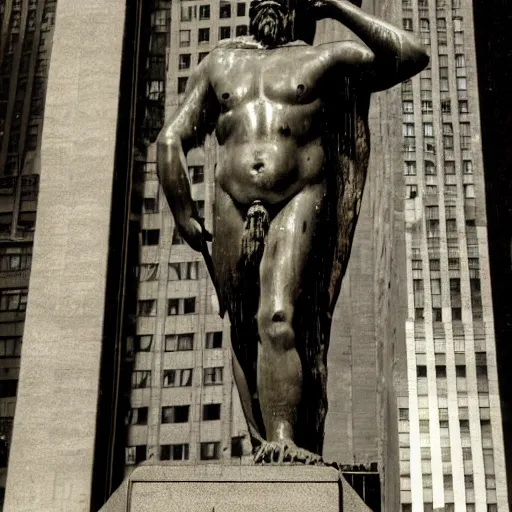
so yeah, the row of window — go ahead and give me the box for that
[404,159,473,176]
[414,306,482,322]
[128,403,222,425]
[134,331,222,352]
[181,2,247,22]
[403,98,469,115]
[125,440,223,465]
[414,337,486,354]
[0,289,28,313]
[403,505,496,512]
[406,183,475,199]
[131,367,223,389]
[178,24,248,49]
[138,261,201,281]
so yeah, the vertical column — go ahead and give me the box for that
[4,0,126,510]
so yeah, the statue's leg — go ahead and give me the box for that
[211,187,265,448]
[256,181,327,462]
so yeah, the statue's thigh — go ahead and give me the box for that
[259,182,327,310]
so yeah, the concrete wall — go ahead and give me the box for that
[3,1,126,510]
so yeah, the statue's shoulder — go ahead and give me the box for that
[214,36,264,51]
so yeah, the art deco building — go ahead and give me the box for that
[397,0,508,509]
[0,0,56,505]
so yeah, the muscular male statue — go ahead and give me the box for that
[157,0,428,464]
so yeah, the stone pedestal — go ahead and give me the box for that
[100,463,373,512]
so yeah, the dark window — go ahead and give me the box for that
[452,307,462,321]
[200,441,220,460]
[237,2,246,16]
[131,371,151,389]
[137,300,156,316]
[178,77,188,94]
[161,443,189,461]
[231,436,244,457]
[199,5,210,20]
[436,365,446,378]
[433,308,442,322]
[163,368,193,387]
[179,54,191,70]
[198,52,209,63]
[198,28,210,43]
[141,229,159,246]
[162,405,190,424]
[128,407,148,425]
[0,290,28,312]
[142,197,158,213]
[417,365,427,378]
[164,333,194,351]
[219,26,231,40]
[189,165,204,183]
[206,331,223,349]
[456,365,466,377]
[236,25,248,36]
[0,337,22,358]
[220,2,231,18]
[184,297,196,314]
[0,380,17,398]
[202,403,221,421]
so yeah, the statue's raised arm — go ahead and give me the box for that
[156,57,219,251]
[312,0,429,90]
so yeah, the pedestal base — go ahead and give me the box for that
[100,463,373,512]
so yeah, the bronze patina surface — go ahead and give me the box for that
[157,0,428,464]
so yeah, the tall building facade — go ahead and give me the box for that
[398,0,508,510]
[123,0,251,475]
[0,0,55,504]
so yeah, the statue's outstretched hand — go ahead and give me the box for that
[178,217,212,253]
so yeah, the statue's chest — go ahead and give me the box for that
[211,53,325,107]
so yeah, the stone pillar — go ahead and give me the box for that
[4,1,126,510]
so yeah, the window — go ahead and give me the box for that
[131,370,151,389]
[403,100,413,113]
[178,77,188,94]
[204,366,223,385]
[421,100,432,113]
[399,408,409,421]
[436,365,446,378]
[441,99,451,113]
[125,445,147,465]
[237,2,246,16]
[220,2,232,18]
[420,18,430,31]
[0,289,28,312]
[454,32,464,45]
[453,17,463,32]
[179,30,191,47]
[452,307,462,321]
[424,161,436,175]
[402,80,413,94]
[184,297,196,314]
[457,77,467,91]
[417,365,427,378]
[142,197,158,214]
[407,185,418,199]
[446,219,457,233]
[169,262,199,281]
[415,308,424,320]
[433,308,442,322]
[448,258,460,270]
[219,26,231,40]
[162,405,190,424]
[198,28,210,43]
[135,334,153,352]
[137,300,156,316]
[458,99,469,114]
[0,337,22,358]
[403,18,413,31]
[141,229,159,246]
[412,258,422,270]
[464,475,474,489]
[404,161,416,175]
[403,123,415,137]
[460,122,471,149]
[206,331,223,349]
[181,5,196,21]
[199,5,211,20]
[128,407,148,425]
[439,66,449,91]
[164,333,194,352]
[163,368,193,387]
[423,123,434,138]
[202,403,221,421]
[231,436,244,457]
[194,200,205,218]
[179,54,191,70]
[445,161,455,175]
[236,25,248,36]
[161,443,189,461]
[200,441,220,460]
[189,165,204,184]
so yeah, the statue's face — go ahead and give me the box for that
[249,0,293,47]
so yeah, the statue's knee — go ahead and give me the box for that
[258,309,295,351]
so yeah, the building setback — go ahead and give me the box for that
[398,0,508,510]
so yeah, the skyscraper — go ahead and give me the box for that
[0,0,56,505]
[397,0,508,509]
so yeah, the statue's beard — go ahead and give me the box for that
[250,5,291,47]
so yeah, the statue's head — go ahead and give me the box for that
[249,0,317,47]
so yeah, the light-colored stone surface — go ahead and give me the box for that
[101,464,372,512]
[3,0,126,511]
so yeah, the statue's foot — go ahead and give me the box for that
[253,440,323,465]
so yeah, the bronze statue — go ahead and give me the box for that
[157,0,428,464]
